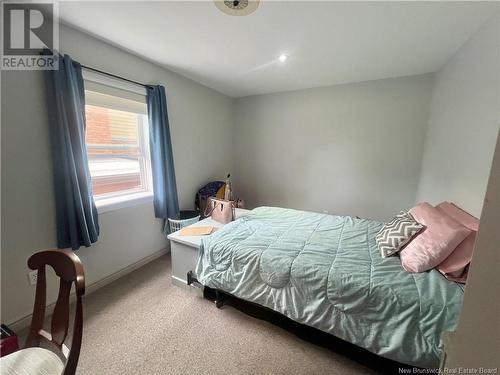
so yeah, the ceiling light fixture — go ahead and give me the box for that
[278,54,288,63]
[214,0,260,16]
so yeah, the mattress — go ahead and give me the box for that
[196,207,464,368]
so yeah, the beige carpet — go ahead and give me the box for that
[60,255,384,374]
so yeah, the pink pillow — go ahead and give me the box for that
[399,202,471,273]
[435,202,479,283]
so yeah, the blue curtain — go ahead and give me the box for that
[43,51,99,250]
[146,85,179,220]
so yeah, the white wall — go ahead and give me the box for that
[416,14,500,218]
[233,74,434,221]
[0,24,234,324]
[445,131,500,370]
[421,14,500,368]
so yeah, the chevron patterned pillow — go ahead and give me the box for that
[376,211,424,258]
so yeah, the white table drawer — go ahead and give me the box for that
[170,241,199,288]
[168,208,249,289]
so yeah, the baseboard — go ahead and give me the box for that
[171,275,203,296]
[8,247,169,333]
[171,275,188,289]
[84,247,169,296]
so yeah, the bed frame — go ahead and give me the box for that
[187,271,414,374]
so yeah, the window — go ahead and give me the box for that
[83,70,152,211]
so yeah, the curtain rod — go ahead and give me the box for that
[39,49,153,89]
[81,65,152,89]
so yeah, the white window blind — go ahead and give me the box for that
[83,69,152,204]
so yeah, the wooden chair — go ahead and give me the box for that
[0,249,85,375]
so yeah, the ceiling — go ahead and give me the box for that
[59,1,498,98]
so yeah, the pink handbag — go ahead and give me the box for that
[205,197,235,224]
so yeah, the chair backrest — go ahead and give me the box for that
[25,249,85,375]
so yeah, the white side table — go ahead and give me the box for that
[167,208,249,289]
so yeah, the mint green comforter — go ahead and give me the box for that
[196,207,464,368]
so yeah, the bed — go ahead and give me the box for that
[195,206,464,368]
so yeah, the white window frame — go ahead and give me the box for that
[83,69,153,213]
